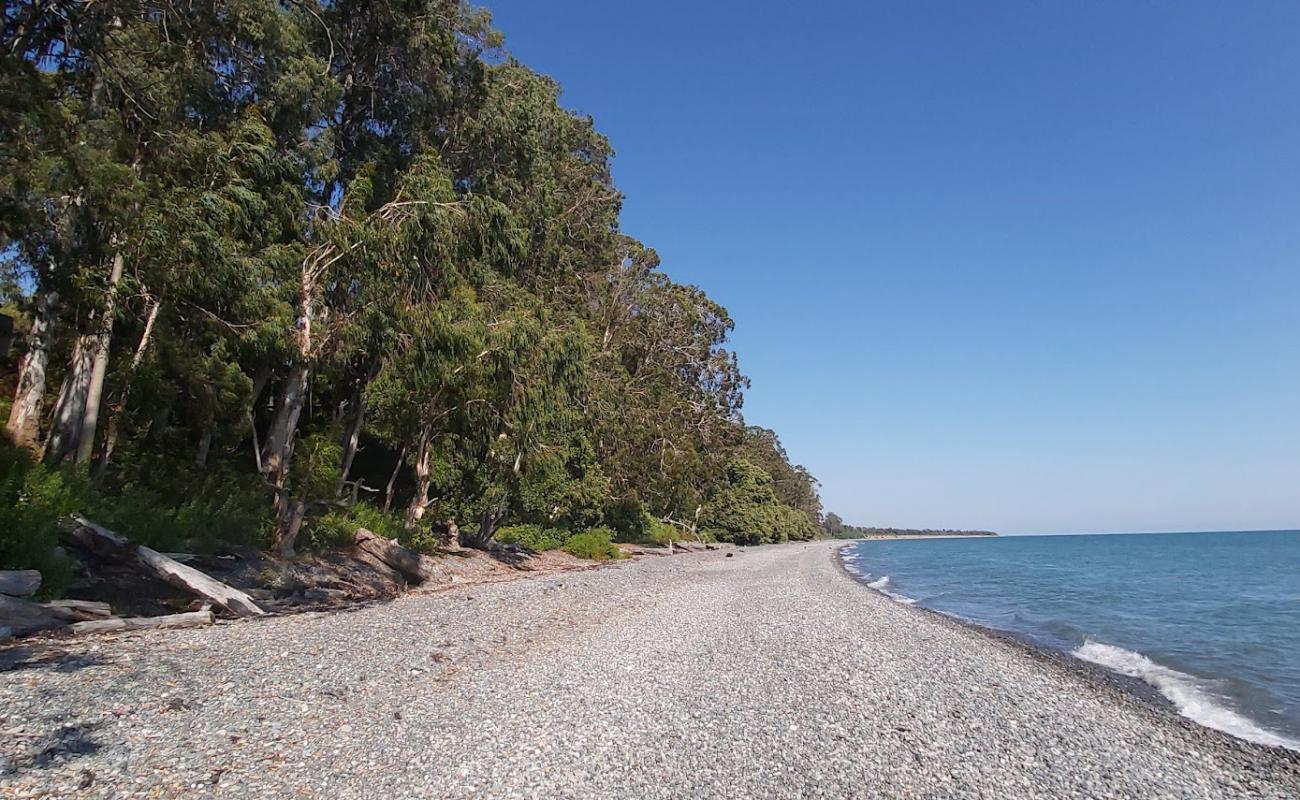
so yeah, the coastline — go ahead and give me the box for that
[833,540,1300,765]
[4,540,1299,797]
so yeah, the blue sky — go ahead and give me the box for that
[486,1,1300,535]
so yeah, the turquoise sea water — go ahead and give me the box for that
[841,531,1300,750]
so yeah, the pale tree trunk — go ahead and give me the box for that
[263,264,317,487]
[95,295,159,481]
[382,444,405,513]
[76,249,126,464]
[404,426,434,532]
[246,365,271,472]
[266,259,326,554]
[262,363,308,482]
[275,496,307,558]
[336,360,378,496]
[44,335,94,464]
[194,420,213,467]
[5,291,57,448]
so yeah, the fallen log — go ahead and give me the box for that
[354,528,436,583]
[0,570,41,598]
[66,515,264,617]
[0,594,68,636]
[71,608,213,634]
[43,600,113,621]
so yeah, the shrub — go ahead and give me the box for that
[0,444,78,596]
[304,502,406,552]
[495,524,569,552]
[604,497,654,543]
[563,527,622,561]
[648,519,683,546]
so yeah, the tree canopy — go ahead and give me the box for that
[1,0,825,565]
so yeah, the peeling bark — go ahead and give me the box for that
[404,425,434,532]
[44,334,94,464]
[76,249,126,464]
[5,292,57,448]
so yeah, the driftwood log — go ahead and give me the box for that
[354,529,436,583]
[43,600,113,621]
[66,515,264,617]
[0,594,69,636]
[0,570,41,598]
[71,608,213,634]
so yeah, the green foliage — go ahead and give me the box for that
[604,497,654,543]
[305,502,406,552]
[0,0,825,562]
[0,445,76,596]
[702,459,819,546]
[562,528,622,561]
[648,519,683,546]
[495,524,569,552]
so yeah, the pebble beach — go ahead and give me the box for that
[3,540,1298,798]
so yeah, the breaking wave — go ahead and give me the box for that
[1073,640,1300,751]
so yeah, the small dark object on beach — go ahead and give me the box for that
[726,553,734,558]
[78,770,94,789]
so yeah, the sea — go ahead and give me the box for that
[840,530,1300,751]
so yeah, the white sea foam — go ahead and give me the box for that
[1073,640,1300,751]
[860,575,917,605]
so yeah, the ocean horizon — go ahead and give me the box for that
[841,530,1300,751]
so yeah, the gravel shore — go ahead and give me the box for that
[3,540,1298,798]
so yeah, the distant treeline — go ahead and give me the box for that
[821,513,996,539]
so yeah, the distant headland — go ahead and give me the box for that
[822,512,997,539]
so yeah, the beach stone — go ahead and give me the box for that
[1,541,1297,798]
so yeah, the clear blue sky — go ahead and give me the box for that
[486,1,1300,535]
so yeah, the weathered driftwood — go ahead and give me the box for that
[43,599,113,621]
[0,570,41,598]
[354,528,435,583]
[0,594,68,636]
[66,515,264,617]
[71,608,213,634]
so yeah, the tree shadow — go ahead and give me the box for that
[0,643,107,675]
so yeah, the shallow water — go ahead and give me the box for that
[842,531,1300,750]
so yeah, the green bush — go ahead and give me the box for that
[563,527,622,560]
[605,497,654,543]
[648,519,683,546]
[495,523,569,551]
[305,502,406,552]
[0,445,77,596]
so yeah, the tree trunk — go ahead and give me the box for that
[194,421,213,467]
[44,335,94,464]
[469,505,507,548]
[404,427,434,532]
[5,291,57,449]
[336,390,365,495]
[76,249,126,464]
[382,444,405,513]
[246,365,272,472]
[262,363,308,481]
[262,265,317,528]
[72,608,213,634]
[274,496,307,558]
[354,528,436,582]
[438,519,461,550]
[95,295,160,482]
